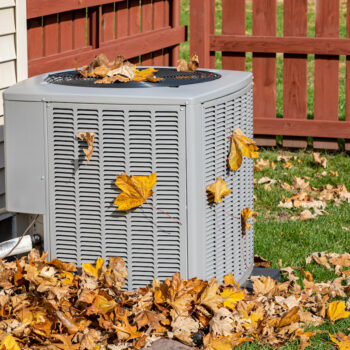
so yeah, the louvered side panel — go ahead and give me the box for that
[48,103,187,290]
[155,111,182,280]
[102,109,128,265]
[203,85,254,283]
[51,108,77,263]
[76,109,102,263]
[128,111,155,290]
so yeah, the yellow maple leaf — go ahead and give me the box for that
[223,272,239,287]
[200,278,224,312]
[206,177,232,203]
[327,301,350,323]
[133,68,162,82]
[93,295,116,314]
[206,334,252,350]
[241,207,258,235]
[228,128,259,171]
[330,333,350,350]
[82,256,104,278]
[114,173,157,211]
[0,334,21,350]
[220,288,244,309]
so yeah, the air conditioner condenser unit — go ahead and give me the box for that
[4,68,254,290]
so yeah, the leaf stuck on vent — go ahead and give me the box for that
[76,131,96,162]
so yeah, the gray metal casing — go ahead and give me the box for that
[4,69,254,290]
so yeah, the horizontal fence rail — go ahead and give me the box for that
[190,0,350,150]
[27,0,185,77]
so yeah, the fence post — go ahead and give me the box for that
[190,0,211,68]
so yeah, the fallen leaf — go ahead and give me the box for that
[254,255,272,268]
[312,152,327,168]
[220,288,244,309]
[329,332,350,350]
[206,177,232,203]
[327,301,350,323]
[82,256,104,278]
[209,308,234,336]
[0,334,21,350]
[114,173,157,211]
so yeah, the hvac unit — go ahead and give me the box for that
[4,68,254,290]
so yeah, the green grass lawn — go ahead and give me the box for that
[247,148,350,349]
[180,0,347,120]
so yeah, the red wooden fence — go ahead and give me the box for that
[27,0,185,77]
[190,0,350,150]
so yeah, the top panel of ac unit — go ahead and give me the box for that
[4,68,252,106]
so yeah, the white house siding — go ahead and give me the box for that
[0,0,28,214]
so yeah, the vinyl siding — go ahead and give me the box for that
[0,0,28,213]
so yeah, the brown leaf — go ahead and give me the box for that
[254,254,272,268]
[76,132,96,163]
[177,54,199,72]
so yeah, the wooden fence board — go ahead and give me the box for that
[314,0,340,149]
[171,0,181,66]
[73,9,87,49]
[44,15,59,56]
[141,0,153,66]
[28,18,43,60]
[346,0,350,150]
[252,0,277,146]
[115,1,128,39]
[153,0,165,65]
[60,12,73,52]
[101,3,115,42]
[222,0,245,71]
[190,0,211,68]
[283,0,308,148]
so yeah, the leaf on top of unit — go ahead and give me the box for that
[76,131,96,163]
[206,177,232,203]
[114,173,157,211]
[177,54,199,72]
[228,128,259,171]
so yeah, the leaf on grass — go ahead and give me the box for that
[327,301,350,323]
[177,54,199,72]
[76,131,96,162]
[206,177,231,203]
[114,173,157,211]
[312,152,327,168]
[241,207,258,235]
[205,334,252,350]
[228,128,258,171]
[329,333,350,350]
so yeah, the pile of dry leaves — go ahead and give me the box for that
[76,53,199,85]
[0,250,349,350]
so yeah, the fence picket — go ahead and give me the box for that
[222,0,245,71]
[59,12,73,52]
[115,1,128,39]
[313,0,340,149]
[141,0,153,66]
[282,0,308,148]
[28,18,43,60]
[73,9,87,49]
[152,0,165,65]
[252,0,277,146]
[44,15,59,56]
[101,3,115,42]
[346,0,350,150]
[171,0,180,66]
